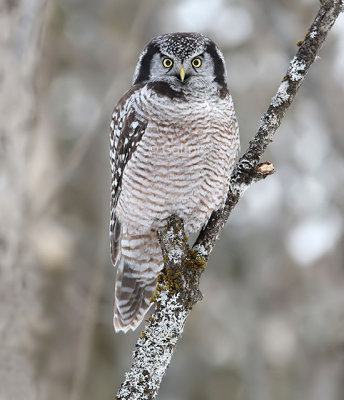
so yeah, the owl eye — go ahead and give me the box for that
[162,58,173,68]
[191,58,202,68]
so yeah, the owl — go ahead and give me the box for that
[110,32,239,332]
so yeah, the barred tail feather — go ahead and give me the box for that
[114,257,158,332]
[110,213,122,266]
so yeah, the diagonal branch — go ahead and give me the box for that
[115,1,343,399]
[195,0,343,256]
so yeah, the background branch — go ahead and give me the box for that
[116,1,343,399]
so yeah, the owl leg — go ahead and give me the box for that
[113,229,163,333]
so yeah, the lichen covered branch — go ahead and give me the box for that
[116,2,343,399]
[116,216,205,400]
[195,0,343,255]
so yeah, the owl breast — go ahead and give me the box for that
[117,85,239,235]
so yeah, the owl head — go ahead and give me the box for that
[133,32,228,93]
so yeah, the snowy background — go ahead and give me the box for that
[5,0,344,399]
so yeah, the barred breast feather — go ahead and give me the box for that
[110,81,239,332]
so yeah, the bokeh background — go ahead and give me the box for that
[1,1,344,399]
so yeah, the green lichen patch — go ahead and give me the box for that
[160,269,181,293]
[140,331,146,339]
[149,282,165,303]
[184,249,207,272]
[150,268,183,303]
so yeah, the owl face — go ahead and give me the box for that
[133,32,228,92]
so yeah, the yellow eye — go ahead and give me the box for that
[192,57,202,68]
[162,58,173,68]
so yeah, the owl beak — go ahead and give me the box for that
[179,67,186,82]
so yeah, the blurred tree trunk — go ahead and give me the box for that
[0,0,48,398]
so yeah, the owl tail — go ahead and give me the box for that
[113,232,163,333]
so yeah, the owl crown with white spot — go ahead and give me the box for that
[133,32,228,92]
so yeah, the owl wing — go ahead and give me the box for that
[110,84,147,266]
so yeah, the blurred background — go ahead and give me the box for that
[1,0,344,399]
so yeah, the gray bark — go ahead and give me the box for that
[0,1,48,399]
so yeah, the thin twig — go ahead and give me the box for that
[116,2,343,399]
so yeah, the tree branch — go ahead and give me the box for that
[115,1,343,399]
